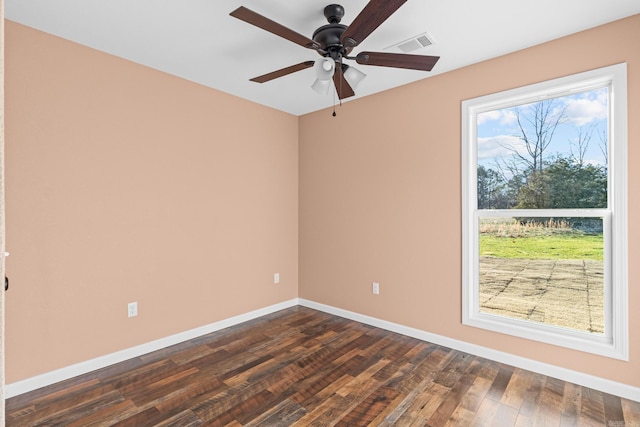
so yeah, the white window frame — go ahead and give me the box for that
[461,63,628,360]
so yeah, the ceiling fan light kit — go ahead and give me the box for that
[230,0,440,102]
[311,78,332,95]
[342,64,366,89]
[314,57,336,81]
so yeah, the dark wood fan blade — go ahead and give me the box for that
[250,61,315,83]
[333,66,355,99]
[230,7,320,50]
[340,0,407,48]
[355,52,440,71]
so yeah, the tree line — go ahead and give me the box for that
[477,158,607,210]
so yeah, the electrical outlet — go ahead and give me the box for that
[372,282,380,295]
[128,302,138,318]
[274,273,280,284]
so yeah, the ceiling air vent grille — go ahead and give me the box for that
[386,32,434,53]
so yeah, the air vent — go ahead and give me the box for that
[385,32,434,53]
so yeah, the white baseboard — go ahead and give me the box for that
[298,299,640,403]
[5,299,299,399]
[7,298,639,403]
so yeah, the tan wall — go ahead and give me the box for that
[5,21,299,383]
[299,14,640,388]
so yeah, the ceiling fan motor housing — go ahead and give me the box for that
[313,5,351,60]
[312,24,347,58]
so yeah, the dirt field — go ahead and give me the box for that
[479,256,604,333]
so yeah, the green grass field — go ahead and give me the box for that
[479,234,604,260]
[479,218,604,260]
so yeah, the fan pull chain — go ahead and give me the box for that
[339,71,342,107]
[332,75,337,117]
[332,58,344,117]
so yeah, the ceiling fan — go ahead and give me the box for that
[230,0,440,100]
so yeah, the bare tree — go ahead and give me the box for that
[492,155,521,182]
[497,99,567,174]
[516,99,567,172]
[569,122,597,167]
[489,99,567,209]
[598,128,608,166]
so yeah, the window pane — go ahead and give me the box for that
[478,217,604,334]
[476,88,608,209]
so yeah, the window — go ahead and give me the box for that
[461,64,628,359]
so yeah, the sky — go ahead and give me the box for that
[476,87,609,173]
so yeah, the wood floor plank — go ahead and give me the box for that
[444,405,476,427]
[109,406,164,427]
[194,388,277,426]
[105,359,178,394]
[304,362,388,425]
[305,396,350,427]
[394,382,450,425]
[265,346,351,399]
[427,373,476,426]
[533,377,565,426]
[169,344,217,366]
[8,384,116,427]
[387,346,455,395]
[324,368,384,425]
[490,403,520,426]
[334,385,400,427]
[65,399,138,427]
[501,368,535,410]
[364,391,409,426]
[290,373,353,416]
[152,409,203,427]
[287,351,370,405]
[5,306,637,426]
[126,367,201,405]
[602,391,626,424]
[519,372,547,418]
[460,375,493,412]
[17,378,103,408]
[515,412,535,427]
[243,398,307,427]
[372,343,438,389]
[397,383,450,426]
[223,356,285,388]
[466,356,500,383]
[580,387,607,425]
[471,396,501,426]
[30,390,127,427]
[486,365,515,402]
[622,398,640,425]
[560,381,582,426]
[5,376,102,412]
[433,352,474,388]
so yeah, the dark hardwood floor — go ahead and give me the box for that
[5,306,640,426]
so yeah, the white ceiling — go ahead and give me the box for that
[6,1,640,116]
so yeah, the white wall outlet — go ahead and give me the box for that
[128,302,138,318]
[274,273,280,284]
[372,282,380,295]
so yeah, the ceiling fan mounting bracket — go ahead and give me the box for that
[323,4,345,24]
